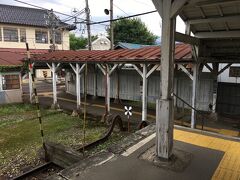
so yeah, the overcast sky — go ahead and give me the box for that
[1,0,186,37]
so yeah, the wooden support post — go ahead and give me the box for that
[28,63,34,103]
[133,64,145,121]
[156,0,176,160]
[47,62,60,109]
[29,71,33,103]
[191,63,199,128]
[114,68,120,103]
[106,65,110,114]
[70,63,85,114]
[76,64,81,110]
[52,63,58,108]
[174,77,178,107]
[142,64,147,121]
[97,63,118,120]
[0,74,2,91]
[93,65,97,98]
[133,64,159,122]
[114,64,124,104]
[212,63,219,113]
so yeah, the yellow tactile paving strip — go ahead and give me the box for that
[175,121,240,137]
[174,129,240,180]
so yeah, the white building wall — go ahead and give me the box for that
[0,72,22,104]
[203,63,240,83]
[0,24,70,50]
[92,36,111,50]
[36,69,51,78]
[218,63,240,83]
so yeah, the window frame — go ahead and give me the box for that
[3,27,19,42]
[50,30,62,45]
[55,30,62,44]
[0,28,2,41]
[35,29,48,44]
[1,73,21,91]
[20,28,26,42]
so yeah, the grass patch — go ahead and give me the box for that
[0,103,33,115]
[0,103,112,177]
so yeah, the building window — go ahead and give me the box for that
[2,74,20,90]
[35,30,48,43]
[20,28,26,42]
[50,31,62,44]
[0,28,2,41]
[3,27,18,42]
[55,31,62,44]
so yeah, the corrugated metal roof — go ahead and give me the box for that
[31,44,192,63]
[0,51,24,66]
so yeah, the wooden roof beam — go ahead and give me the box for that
[187,15,240,25]
[170,0,190,18]
[199,56,240,63]
[175,32,200,45]
[152,0,163,17]
[218,63,232,75]
[217,5,224,16]
[195,30,240,38]
[195,0,240,7]
[152,0,190,18]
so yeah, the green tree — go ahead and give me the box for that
[69,34,87,50]
[108,18,157,45]
[69,34,98,50]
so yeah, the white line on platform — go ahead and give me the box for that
[121,133,156,157]
[94,153,115,166]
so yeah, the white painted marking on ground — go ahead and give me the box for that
[94,153,115,166]
[121,133,156,157]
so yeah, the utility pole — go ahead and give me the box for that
[109,0,120,103]
[85,0,92,50]
[83,0,91,155]
[48,9,57,51]
[110,0,114,50]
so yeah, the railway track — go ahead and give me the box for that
[77,115,125,152]
[12,162,63,180]
[12,115,147,179]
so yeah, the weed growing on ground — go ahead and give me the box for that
[0,103,124,178]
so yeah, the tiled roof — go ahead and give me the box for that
[31,44,192,63]
[0,48,49,55]
[0,4,74,29]
[0,51,24,66]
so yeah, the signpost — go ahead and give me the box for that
[124,106,132,132]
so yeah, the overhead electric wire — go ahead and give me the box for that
[113,3,129,16]
[61,9,86,22]
[14,0,85,21]
[75,17,109,27]
[131,0,153,7]
[14,0,157,35]
[88,10,157,25]
[14,0,110,28]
